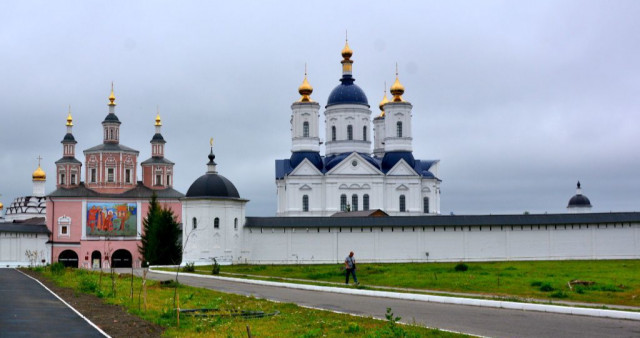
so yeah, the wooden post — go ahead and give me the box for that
[176,292,180,327]
[246,325,252,338]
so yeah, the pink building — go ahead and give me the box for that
[46,88,183,268]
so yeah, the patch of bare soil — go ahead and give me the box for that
[21,269,164,338]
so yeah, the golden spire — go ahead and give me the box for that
[378,83,389,117]
[66,105,73,126]
[390,63,405,102]
[155,107,162,126]
[0,201,3,210]
[298,63,314,102]
[341,32,353,60]
[32,155,46,181]
[108,82,116,106]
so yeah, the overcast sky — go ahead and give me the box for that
[1,1,639,216]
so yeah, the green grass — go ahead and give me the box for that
[194,260,640,307]
[34,267,464,337]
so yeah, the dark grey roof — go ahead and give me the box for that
[568,194,592,207]
[55,157,82,165]
[141,157,175,165]
[102,113,121,124]
[0,217,49,234]
[62,133,77,143]
[151,133,166,143]
[245,212,640,228]
[185,173,241,199]
[83,143,139,154]
[48,182,183,199]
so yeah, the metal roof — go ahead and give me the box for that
[0,218,49,234]
[48,182,184,199]
[245,212,640,228]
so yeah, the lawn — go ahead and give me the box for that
[35,265,464,337]
[196,260,640,307]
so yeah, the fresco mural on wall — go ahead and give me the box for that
[86,202,137,236]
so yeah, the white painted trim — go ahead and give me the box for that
[16,269,110,337]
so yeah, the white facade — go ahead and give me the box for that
[182,198,247,265]
[276,42,441,217]
[240,219,640,264]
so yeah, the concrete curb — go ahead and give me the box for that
[149,267,640,321]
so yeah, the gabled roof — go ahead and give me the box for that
[140,157,175,165]
[48,182,183,199]
[83,143,139,154]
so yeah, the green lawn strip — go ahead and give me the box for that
[33,266,464,337]
[176,260,640,307]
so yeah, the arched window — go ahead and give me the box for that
[351,194,358,212]
[363,126,367,141]
[347,125,353,140]
[214,217,220,229]
[303,121,309,137]
[302,195,309,212]
[234,218,238,230]
[109,129,113,140]
[363,194,370,211]
[399,195,406,212]
[423,197,430,213]
[331,126,336,141]
[340,194,347,211]
[396,121,403,137]
[192,217,197,230]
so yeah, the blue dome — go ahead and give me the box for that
[381,151,415,172]
[325,152,380,172]
[290,151,323,171]
[326,75,369,107]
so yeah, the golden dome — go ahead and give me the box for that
[0,202,3,209]
[298,74,313,102]
[66,112,73,127]
[155,113,162,126]
[378,90,389,117]
[390,75,405,102]
[108,82,116,106]
[341,40,353,60]
[32,165,46,181]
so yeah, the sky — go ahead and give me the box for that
[1,1,639,216]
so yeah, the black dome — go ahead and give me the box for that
[568,194,591,207]
[185,173,240,198]
[326,75,369,107]
[102,113,121,124]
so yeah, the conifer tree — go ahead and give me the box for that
[138,193,182,265]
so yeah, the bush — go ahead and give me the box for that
[530,281,542,287]
[78,277,98,293]
[454,263,468,272]
[550,290,568,298]
[345,322,361,334]
[539,283,555,292]
[182,262,195,272]
[50,262,65,275]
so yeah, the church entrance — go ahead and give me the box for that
[111,249,132,268]
[58,250,78,268]
[91,251,102,269]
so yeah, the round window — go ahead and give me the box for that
[351,160,358,167]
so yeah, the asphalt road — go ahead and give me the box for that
[0,269,104,337]
[147,271,640,338]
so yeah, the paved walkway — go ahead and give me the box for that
[0,269,105,337]
[209,270,640,311]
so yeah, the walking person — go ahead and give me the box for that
[344,251,359,285]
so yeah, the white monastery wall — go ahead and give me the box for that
[0,233,50,267]
[240,223,640,264]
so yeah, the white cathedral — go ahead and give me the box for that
[275,40,441,217]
